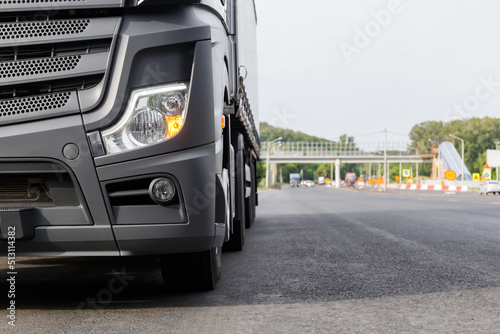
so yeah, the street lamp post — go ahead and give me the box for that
[495,141,500,181]
[265,137,282,188]
[449,134,465,187]
[384,128,387,192]
[428,139,438,180]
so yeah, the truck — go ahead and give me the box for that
[290,173,301,187]
[0,0,260,292]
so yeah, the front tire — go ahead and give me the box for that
[161,247,222,292]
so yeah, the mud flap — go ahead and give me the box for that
[214,169,230,246]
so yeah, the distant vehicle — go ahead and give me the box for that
[345,173,357,187]
[303,180,315,187]
[479,181,500,195]
[290,173,301,187]
[317,176,326,185]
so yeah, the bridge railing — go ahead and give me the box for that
[261,141,418,157]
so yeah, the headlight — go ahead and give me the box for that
[101,83,189,155]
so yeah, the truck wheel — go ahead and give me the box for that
[161,247,222,292]
[223,134,246,251]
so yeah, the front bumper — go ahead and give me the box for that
[0,140,224,256]
[97,141,225,256]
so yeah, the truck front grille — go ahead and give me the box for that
[0,6,122,126]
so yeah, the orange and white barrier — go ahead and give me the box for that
[376,184,470,192]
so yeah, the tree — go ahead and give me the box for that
[260,122,331,143]
[409,117,500,176]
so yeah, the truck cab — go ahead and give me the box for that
[290,173,301,187]
[0,0,260,291]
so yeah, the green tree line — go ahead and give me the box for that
[409,117,500,174]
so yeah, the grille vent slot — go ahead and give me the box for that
[107,178,159,206]
[0,176,53,206]
[0,207,34,211]
[0,38,111,62]
[0,0,86,4]
[0,162,81,208]
[0,0,126,14]
[0,19,90,40]
[0,74,102,100]
[1,55,81,78]
[0,178,28,198]
[0,92,70,118]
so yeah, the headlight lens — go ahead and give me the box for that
[129,107,168,145]
[157,91,186,117]
[102,83,189,155]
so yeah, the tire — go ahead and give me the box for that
[223,134,246,251]
[161,247,222,292]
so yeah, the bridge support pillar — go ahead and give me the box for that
[335,159,341,188]
[271,163,278,186]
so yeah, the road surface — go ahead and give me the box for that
[1,187,500,333]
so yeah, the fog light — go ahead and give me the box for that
[149,178,176,204]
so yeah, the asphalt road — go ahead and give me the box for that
[1,187,500,333]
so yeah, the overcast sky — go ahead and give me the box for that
[256,0,500,144]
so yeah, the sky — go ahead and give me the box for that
[255,0,500,144]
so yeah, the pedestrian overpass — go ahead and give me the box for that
[262,141,434,188]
